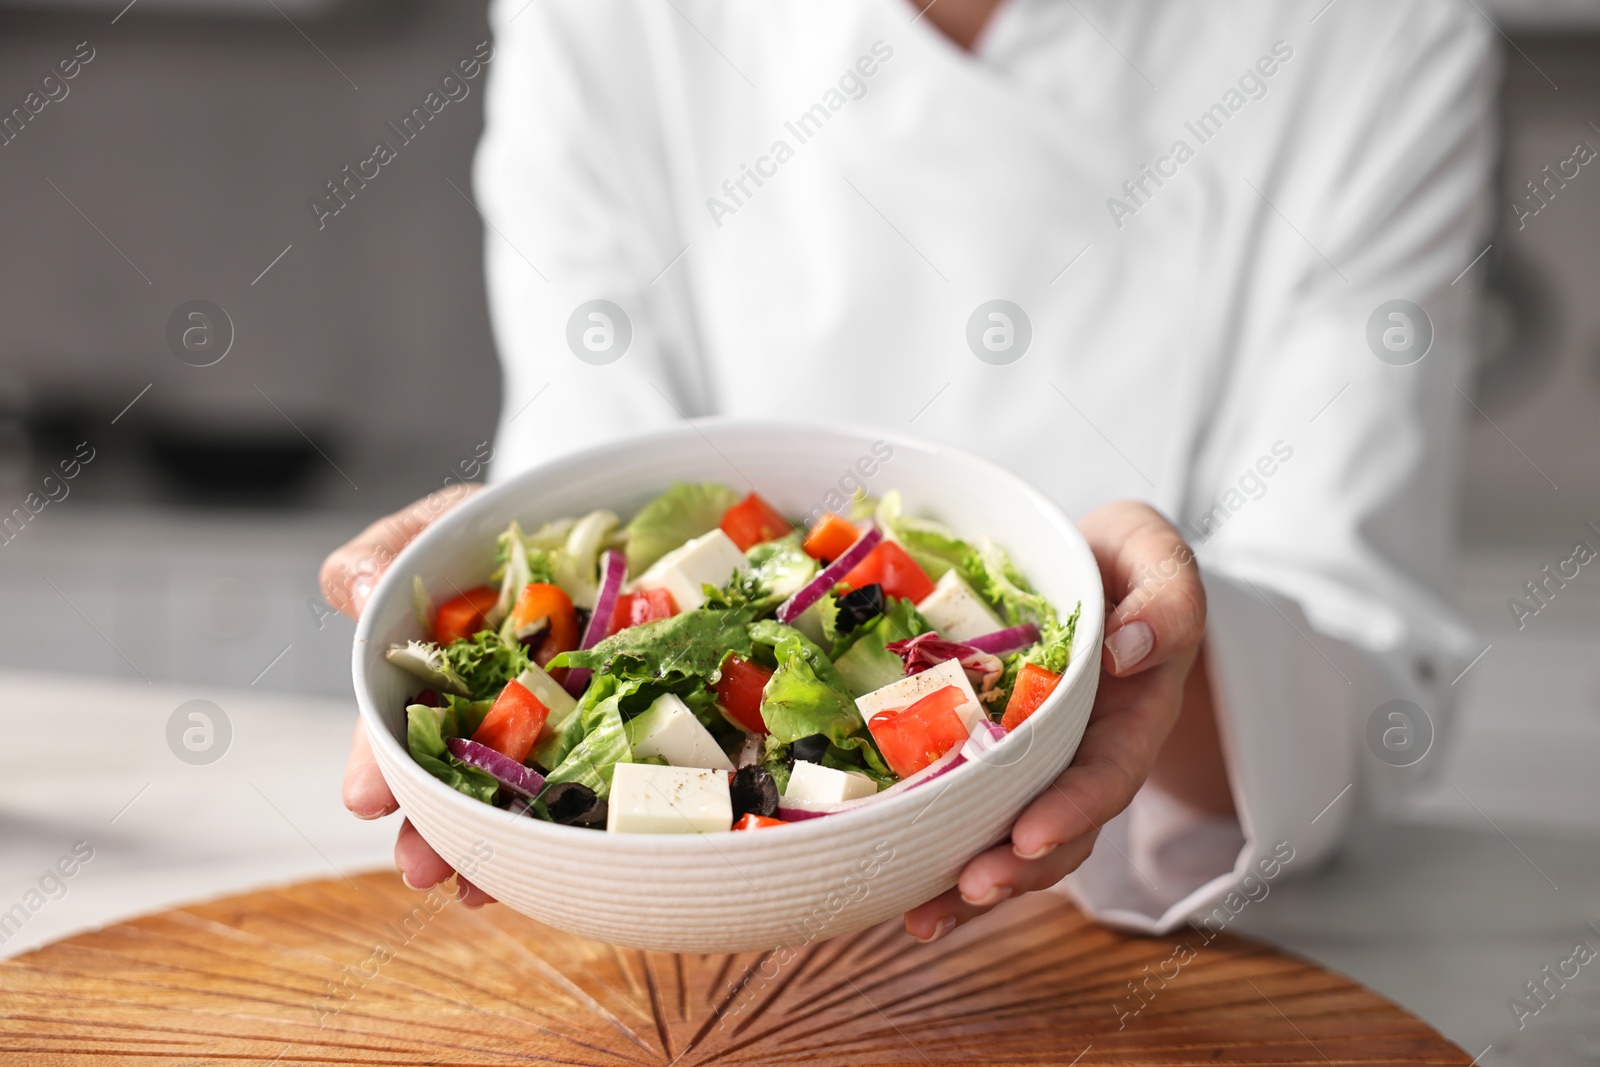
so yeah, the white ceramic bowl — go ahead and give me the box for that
[354,420,1103,953]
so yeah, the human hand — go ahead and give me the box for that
[322,485,498,907]
[903,501,1208,942]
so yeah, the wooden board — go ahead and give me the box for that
[0,871,1468,1066]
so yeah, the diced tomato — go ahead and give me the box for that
[841,541,936,603]
[1001,663,1062,731]
[712,653,774,734]
[868,684,970,779]
[610,587,678,632]
[720,493,793,551]
[434,585,500,645]
[471,679,550,762]
[732,813,785,831]
[802,512,860,562]
[509,583,579,683]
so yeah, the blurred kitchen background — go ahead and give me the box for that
[0,0,1598,1062]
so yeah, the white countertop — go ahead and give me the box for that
[3,666,1599,1066]
[0,670,394,960]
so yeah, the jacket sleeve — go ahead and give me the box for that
[1061,0,1499,933]
[477,0,709,479]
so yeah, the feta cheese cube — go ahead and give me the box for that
[513,664,578,728]
[783,760,878,806]
[607,764,732,834]
[624,693,734,770]
[854,657,984,732]
[631,528,748,611]
[915,569,1003,642]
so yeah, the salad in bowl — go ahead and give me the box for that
[387,482,1080,836]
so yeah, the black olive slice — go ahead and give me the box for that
[730,765,780,820]
[542,781,607,828]
[834,584,886,635]
[790,734,830,765]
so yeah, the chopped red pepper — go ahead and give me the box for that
[732,813,785,831]
[802,512,860,562]
[720,492,793,551]
[610,587,678,632]
[471,679,549,763]
[509,583,579,683]
[1001,663,1062,731]
[841,541,936,603]
[433,586,500,645]
[712,653,774,734]
[868,684,970,779]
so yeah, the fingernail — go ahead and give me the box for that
[401,870,425,891]
[915,916,957,944]
[1104,620,1154,673]
[960,885,1013,908]
[350,576,375,614]
[1014,841,1057,861]
[352,805,388,820]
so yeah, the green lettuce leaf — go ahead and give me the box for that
[522,516,576,551]
[624,482,742,573]
[436,630,531,701]
[441,694,492,738]
[747,619,849,693]
[492,513,614,615]
[812,592,843,646]
[412,576,433,636]
[406,702,451,759]
[551,509,620,610]
[1022,603,1081,675]
[762,747,793,795]
[406,704,499,804]
[968,539,1059,629]
[385,639,469,695]
[539,678,633,798]
[532,673,617,771]
[831,596,931,698]
[551,607,754,684]
[742,534,816,600]
[758,633,889,779]
[497,519,557,587]
[757,654,856,746]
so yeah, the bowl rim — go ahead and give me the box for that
[352,417,1105,851]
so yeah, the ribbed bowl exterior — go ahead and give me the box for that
[355,421,1102,953]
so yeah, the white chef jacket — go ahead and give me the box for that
[477,0,1496,933]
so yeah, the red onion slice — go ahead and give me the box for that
[964,622,1042,657]
[775,526,882,623]
[562,548,627,697]
[775,804,832,823]
[447,737,547,799]
[962,718,1007,757]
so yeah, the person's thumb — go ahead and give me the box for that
[1078,501,1206,677]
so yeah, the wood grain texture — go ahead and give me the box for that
[0,872,1468,1066]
